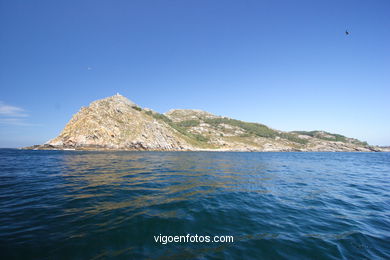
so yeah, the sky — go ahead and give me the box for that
[0,0,389,147]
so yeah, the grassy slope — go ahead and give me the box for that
[202,117,308,145]
[157,110,308,148]
[143,110,216,148]
[291,131,368,146]
[143,109,368,149]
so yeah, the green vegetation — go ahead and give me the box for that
[144,110,209,143]
[132,106,142,111]
[278,133,308,145]
[204,118,274,136]
[293,131,347,142]
[292,130,367,146]
[144,110,309,146]
[204,118,308,144]
[176,120,200,128]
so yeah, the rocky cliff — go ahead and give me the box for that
[26,94,384,152]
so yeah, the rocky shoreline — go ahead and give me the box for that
[24,143,387,153]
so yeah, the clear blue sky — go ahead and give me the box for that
[1,0,389,147]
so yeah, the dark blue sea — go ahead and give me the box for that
[0,149,389,259]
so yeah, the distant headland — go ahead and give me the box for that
[24,94,388,152]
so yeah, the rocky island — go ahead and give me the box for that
[25,94,386,152]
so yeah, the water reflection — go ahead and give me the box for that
[1,150,390,259]
[59,152,274,218]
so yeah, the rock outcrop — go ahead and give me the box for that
[42,94,191,150]
[25,94,386,152]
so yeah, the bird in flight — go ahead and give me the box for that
[345,30,349,36]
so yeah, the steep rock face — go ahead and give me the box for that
[28,94,384,152]
[46,94,191,150]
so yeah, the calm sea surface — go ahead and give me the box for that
[0,149,389,259]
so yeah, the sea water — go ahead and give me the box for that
[0,149,389,259]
